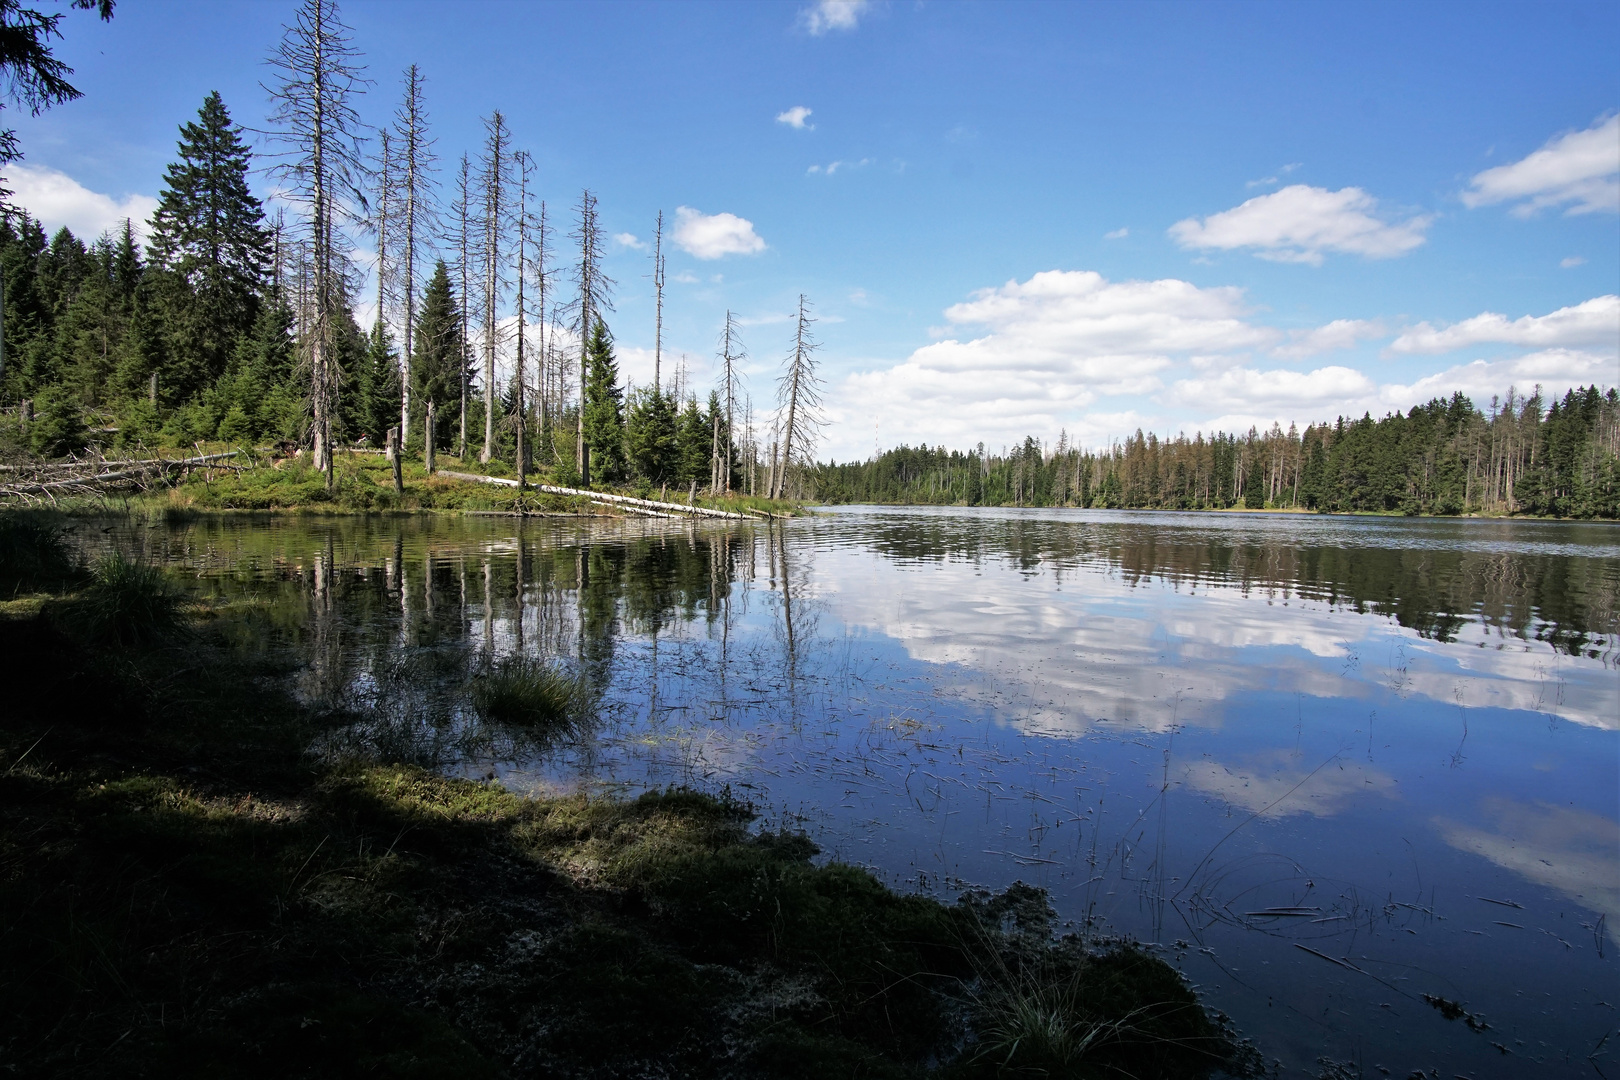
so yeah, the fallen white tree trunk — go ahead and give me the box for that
[433,470,764,520]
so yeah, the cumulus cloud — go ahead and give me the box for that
[1271,318,1386,360]
[1170,184,1432,265]
[1463,113,1620,217]
[7,163,158,241]
[1389,295,1620,354]
[612,232,645,250]
[1104,227,1129,240]
[671,206,766,260]
[1561,256,1586,269]
[1191,347,1616,437]
[800,0,869,35]
[1164,364,1377,418]
[776,106,814,130]
[834,270,1277,453]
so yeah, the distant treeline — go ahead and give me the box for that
[814,386,1620,518]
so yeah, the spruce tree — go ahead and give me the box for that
[626,384,677,484]
[410,261,466,451]
[147,91,269,399]
[581,318,625,483]
[676,397,709,486]
[356,322,400,447]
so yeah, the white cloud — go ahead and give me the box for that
[807,158,872,176]
[1104,227,1129,240]
[776,106,814,130]
[1561,256,1587,268]
[1462,113,1620,217]
[612,232,646,250]
[1379,348,1616,409]
[1271,318,1386,360]
[834,270,1277,454]
[800,0,869,35]
[7,163,158,242]
[671,206,766,260]
[672,270,699,285]
[1389,295,1620,354]
[1164,364,1377,418]
[1170,184,1432,265]
[1191,347,1616,437]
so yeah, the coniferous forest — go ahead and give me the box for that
[0,1,823,503]
[814,386,1620,517]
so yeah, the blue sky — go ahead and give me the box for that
[10,0,1619,459]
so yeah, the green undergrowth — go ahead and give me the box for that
[0,516,1254,1078]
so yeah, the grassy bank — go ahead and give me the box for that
[102,448,805,518]
[0,512,1257,1079]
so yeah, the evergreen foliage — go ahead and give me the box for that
[410,260,467,451]
[146,91,269,400]
[581,318,625,484]
[814,387,1620,519]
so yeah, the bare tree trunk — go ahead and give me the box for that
[514,151,533,489]
[653,210,663,393]
[480,113,509,464]
[424,399,436,474]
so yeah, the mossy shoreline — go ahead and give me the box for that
[0,516,1259,1078]
[96,449,802,519]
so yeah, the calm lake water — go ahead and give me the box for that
[107,506,1619,1077]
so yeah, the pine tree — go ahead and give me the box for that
[581,318,624,484]
[147,91,269,400]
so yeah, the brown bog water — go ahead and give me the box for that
[97,506,1619,1077]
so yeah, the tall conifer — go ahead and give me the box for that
[148,91,269,399]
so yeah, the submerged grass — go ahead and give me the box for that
[469,656,588,734]
[0,589,1257,1079]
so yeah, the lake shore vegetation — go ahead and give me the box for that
[0,512,1261,1078]
[813,385,1620,518]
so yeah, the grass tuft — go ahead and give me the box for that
[468,656,588,734]
[64,550,190,647]
[0,512,79,595]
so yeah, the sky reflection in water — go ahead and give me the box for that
[134,507,1618,1077]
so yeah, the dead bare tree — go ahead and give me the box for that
[263,0,370,490]
[769,294,825,500]
[478,111,512,463]
[391,63,437,442]
[512,150,535,487]
[652,209,664,392]
[451,152,473,459]
[568,189,613,485]
[717,309,745,493]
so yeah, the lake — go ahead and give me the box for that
[108,506,1619,1077]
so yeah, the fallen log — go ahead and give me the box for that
[434,470,753,520]
[0,451,241,499]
